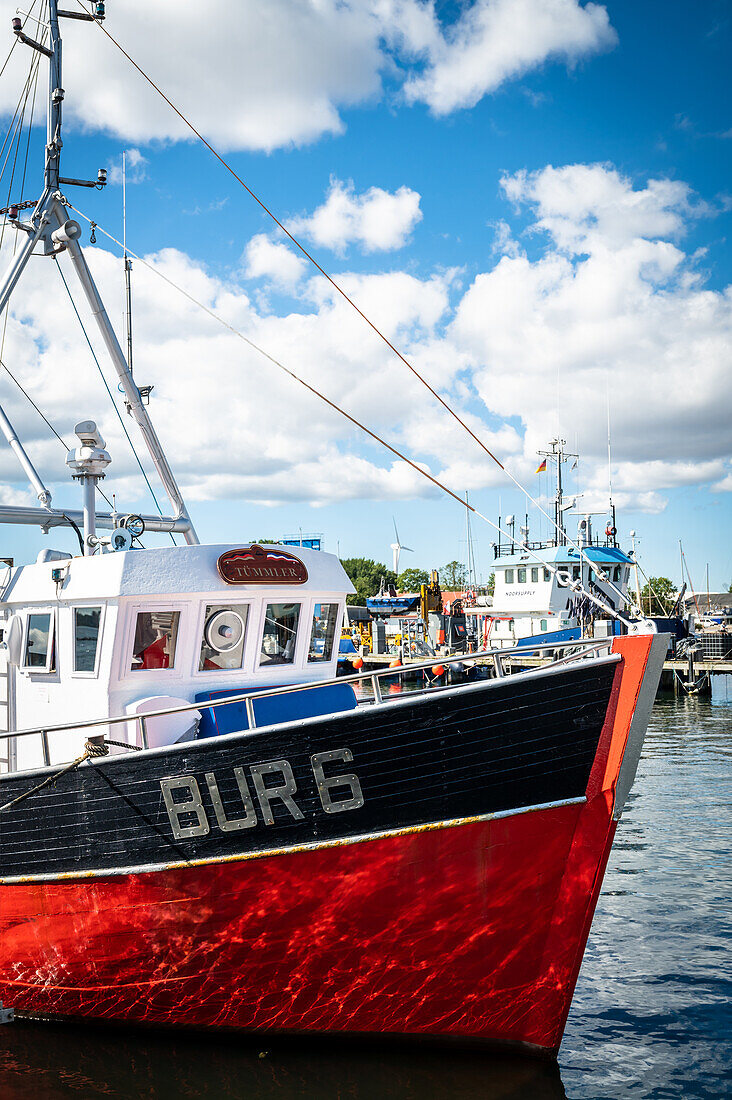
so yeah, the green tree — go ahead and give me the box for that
[640,576,677,615]
[486,572,495,596]
[340,558,397,606]
[440,560,467,589]
[398,567,429,592]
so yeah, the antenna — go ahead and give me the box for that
[606,378,616,546]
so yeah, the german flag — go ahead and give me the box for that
[535,458,547,474]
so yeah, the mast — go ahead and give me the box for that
[46,0,62,195]
[679,541,701,621]
[0,2,199,547]
[536,439,577,547]
[123,151,133,375]
[631,531,642,610]
[464,490,476,592]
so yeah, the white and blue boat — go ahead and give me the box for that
[467,440,635,649]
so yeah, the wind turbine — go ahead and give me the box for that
[391,518,413,577]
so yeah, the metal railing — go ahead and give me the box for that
[0,638,614,767]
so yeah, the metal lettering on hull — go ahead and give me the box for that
[161,749,364,840]
[160,777,210,840]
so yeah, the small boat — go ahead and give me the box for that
[0,5,666,1057]
[366,582,420,618]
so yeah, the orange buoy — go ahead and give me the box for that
[389,658,402,668]
[351,656,364,670]
[431,664,445,677]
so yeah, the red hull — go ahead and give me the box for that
[0,636,660,1052]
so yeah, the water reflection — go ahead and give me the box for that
[0,1021,567,1100]
[561,688,732,1099]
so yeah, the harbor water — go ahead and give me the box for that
[0,687,730,1099]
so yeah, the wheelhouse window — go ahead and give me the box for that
[517,568,526,583]
[23,612,54,671]
[540,619,548,632]
[131,611,180,671]
[572,565,581,580]
[260,603,300,666]
[505,569,514,584]
[544,569,551,581]
[613,565,621,582]
[74,607,101,673]
[531,567,539,583]
[308,603,339,663]
[199,604,248,672]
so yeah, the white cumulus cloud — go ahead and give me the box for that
[0,1,618,151]
[244,235,306,289]
[501,162,702,252]
[290,179,423,254]
[0,162,728,524]
[400,0,616,115]
[451,164,732,501]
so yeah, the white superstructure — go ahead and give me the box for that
[1,545,353,770]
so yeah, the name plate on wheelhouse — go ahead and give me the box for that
[218,546,308,585]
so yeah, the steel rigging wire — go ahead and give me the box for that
[73,1,635,604]
[65,200,632,627]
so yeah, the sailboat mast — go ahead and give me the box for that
[465,490,476,592]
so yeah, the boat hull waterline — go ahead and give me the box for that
[0,636,664,1054]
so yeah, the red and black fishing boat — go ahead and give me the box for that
[0,580,665,1055]
[0,2,666,1058]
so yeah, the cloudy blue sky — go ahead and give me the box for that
[0,0,729,589]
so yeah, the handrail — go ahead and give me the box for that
[0,638,613,747]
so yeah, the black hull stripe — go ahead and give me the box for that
[0,795,586,884]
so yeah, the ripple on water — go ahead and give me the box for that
[561,689,732,1099]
